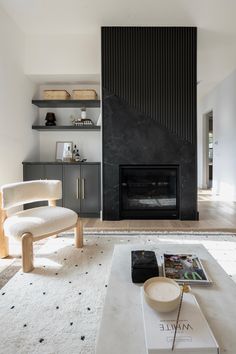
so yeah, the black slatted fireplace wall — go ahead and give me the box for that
[102,27,198,220]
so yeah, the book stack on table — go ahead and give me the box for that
[142,290,219,354]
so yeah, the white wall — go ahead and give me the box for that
[25,33,100,76]
[24,35,102,163]
[0,8,38,186]
[198,68,236,200]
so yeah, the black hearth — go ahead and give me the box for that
[120,165,179,219]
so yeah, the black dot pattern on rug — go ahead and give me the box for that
[81,250,83,253]
[23,324,27,328]
[70,322,73,326]
[101,251,103,254]
[79,292,82,295]
[29,283,33,285]
[85,272,88,274]
[43,292,46,295]
[2,292,5,296]
[56,306,59,309]
[105,285,108,288]
[55,273,58,275]
[80,336,85,341]
[69,281,72,284]
[87,307,91,311]
[43,266,46,268]
[90,257,93,259]
[39,338,44,343]
[10,306,15,309]
[75,264,78,267]
[64,258,67,261]
[99,264,102,266]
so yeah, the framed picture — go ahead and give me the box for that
[55,141,73,162]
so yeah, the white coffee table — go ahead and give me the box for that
[96,244,236,354]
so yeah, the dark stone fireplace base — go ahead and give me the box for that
[102,92,198,221]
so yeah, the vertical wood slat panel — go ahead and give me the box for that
[101,27,197,144]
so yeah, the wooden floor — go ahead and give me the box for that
[83,190,236,232]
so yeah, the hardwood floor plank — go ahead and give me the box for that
[82,191,236,233]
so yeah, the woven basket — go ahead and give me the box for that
[72,89,97,100]
[43,90,70,100]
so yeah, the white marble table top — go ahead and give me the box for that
[96,243,236,354]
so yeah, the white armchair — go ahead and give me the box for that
[0,180,83,272]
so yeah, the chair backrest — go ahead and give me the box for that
[1,180,62,210]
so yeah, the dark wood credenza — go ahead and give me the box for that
[23,162,101,217]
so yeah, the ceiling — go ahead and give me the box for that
[1,0,236,98]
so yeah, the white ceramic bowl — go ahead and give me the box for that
[143,277,181,313]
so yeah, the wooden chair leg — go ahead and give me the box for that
[0,198,9,258]
[22,233,34,273]
[74,218,83,248]
[0,232,9,259]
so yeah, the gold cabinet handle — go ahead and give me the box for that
[76,178,80,199]
[82,178,85,199]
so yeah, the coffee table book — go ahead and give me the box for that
[141,290,219,354]
[163,254,212,285]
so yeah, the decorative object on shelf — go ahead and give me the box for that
[73,145,81,162]
[72,89,97,100]
[45,112,56,126]
[97,113,102,126]
[55,141,73,162]
[72,108,94,127]
[43,90,70,100]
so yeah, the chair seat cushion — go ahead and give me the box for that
[4,206,78,239]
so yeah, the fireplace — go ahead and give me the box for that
[120,165,179,219]
[102,27,198,221]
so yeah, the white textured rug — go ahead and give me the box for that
[0,233,236,354]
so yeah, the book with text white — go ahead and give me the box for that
[141,290,220,354]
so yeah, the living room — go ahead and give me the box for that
[0,1,236,353]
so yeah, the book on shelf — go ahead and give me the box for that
[141,290,219,354]
[163,254,212,285]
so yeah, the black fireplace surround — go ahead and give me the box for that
[102,27,198,220]
[120,165,179,219]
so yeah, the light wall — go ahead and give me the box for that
[25,34,101,163]
[0,8,38,186]
[198,68,236,200]
[25,33,100,76]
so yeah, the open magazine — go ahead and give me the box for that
[163,254,212,285]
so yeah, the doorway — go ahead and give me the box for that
[205,111,213,189]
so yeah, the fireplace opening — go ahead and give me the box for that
[120,165,179,219]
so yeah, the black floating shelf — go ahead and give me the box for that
[32,99,100,108]
[32,125,101,131]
